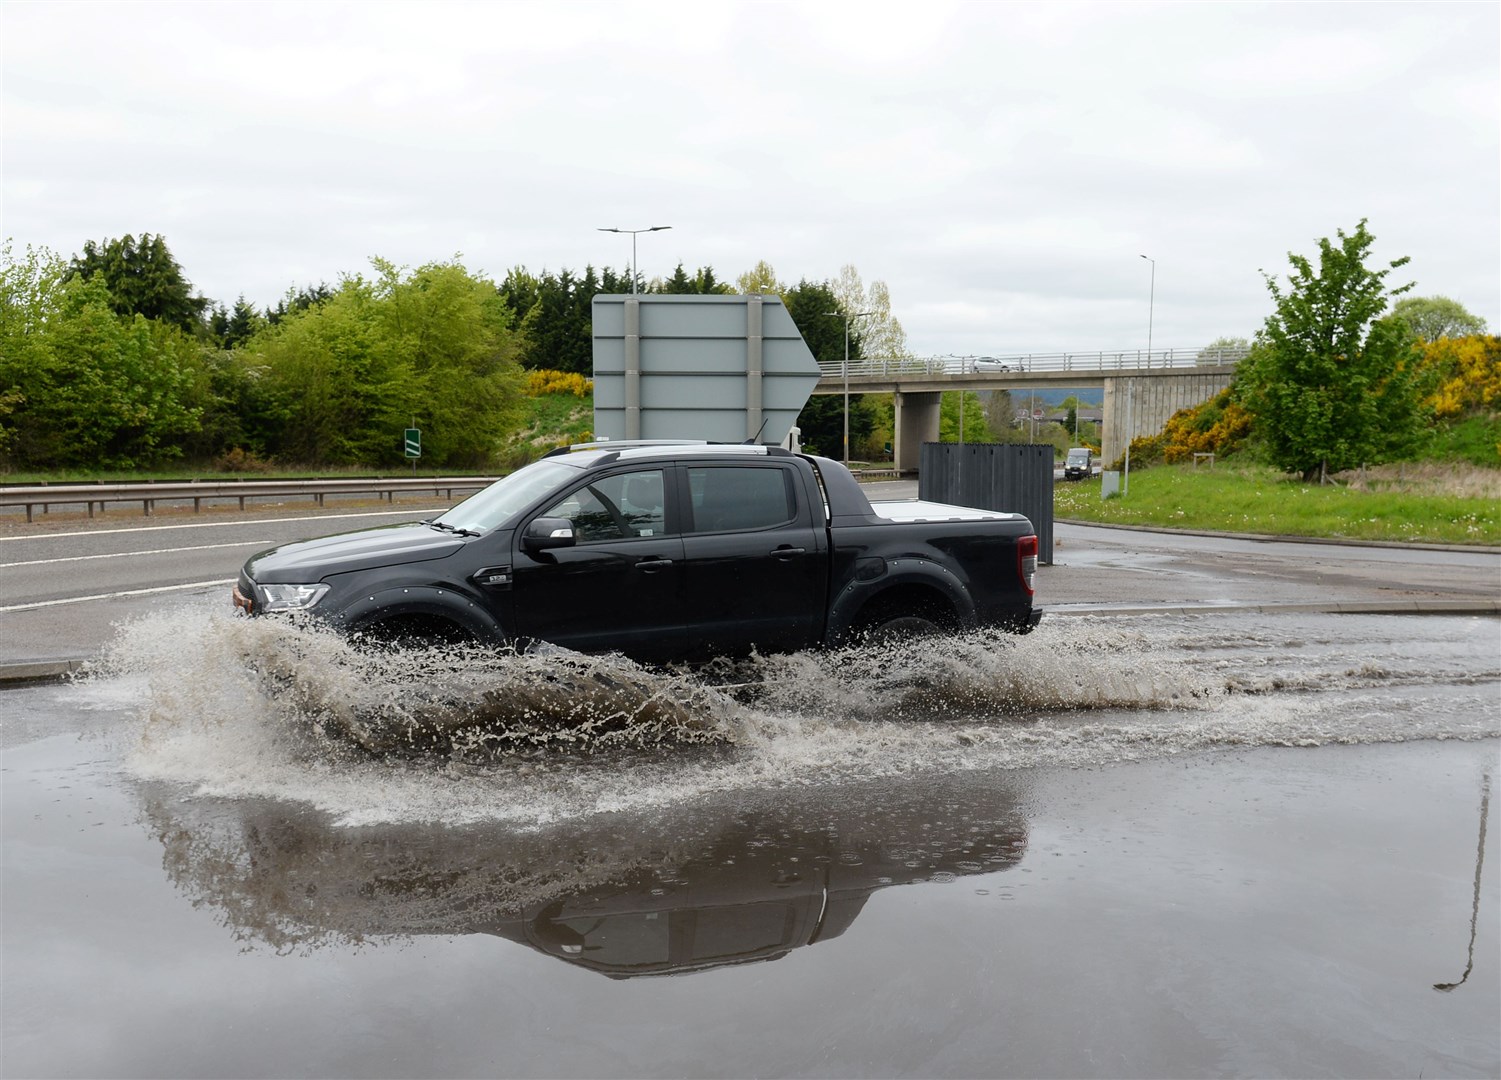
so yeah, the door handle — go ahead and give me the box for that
[636,558,673,572]
[772,547,806,560]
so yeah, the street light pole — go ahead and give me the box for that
[1125,254,1154,497]
[1140,254,1155,367]
[598,226,672,294]
[826,310,873,465]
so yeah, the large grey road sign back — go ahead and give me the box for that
[592,294,821,444]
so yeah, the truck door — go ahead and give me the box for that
[511,467,686,661]
[678,462,825,657]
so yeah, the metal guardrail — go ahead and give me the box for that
[0,477,498,524]
[820,346,1251,380]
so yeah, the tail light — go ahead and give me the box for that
[1016,534,1037,596]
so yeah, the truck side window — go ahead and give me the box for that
[541,469,666,541]
[688,466,794,533]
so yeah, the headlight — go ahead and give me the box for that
[257,583,331,612]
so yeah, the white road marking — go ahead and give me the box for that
[0,541,275,569]
[0,579,236,613]
[0,508,446,542]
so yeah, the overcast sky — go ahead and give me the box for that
[3,0,1496,358]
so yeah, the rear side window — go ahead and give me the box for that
[687,466,794,533]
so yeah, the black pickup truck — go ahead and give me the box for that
[233,442,1040,661]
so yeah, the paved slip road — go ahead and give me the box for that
[0,484,1498,677]
[3,487,1498,1080]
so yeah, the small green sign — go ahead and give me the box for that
[404,428,421,458]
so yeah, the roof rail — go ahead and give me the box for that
[544,439,708,458]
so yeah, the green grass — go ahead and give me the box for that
[497,393,593,467]
[518,392,594,444]
[1413,414,1501,467]
[1056,462,1501,546]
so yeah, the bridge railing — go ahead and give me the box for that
[819,346,1251,380]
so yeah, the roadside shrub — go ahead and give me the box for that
[1419,335,1500,419]
[1109,432,1167,472]
[527,370,593,397]
[1160,389,1254,464]
[1109,388,1254,472]
[212,447,275,473]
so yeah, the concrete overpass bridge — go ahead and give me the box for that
[810,346,1250,470]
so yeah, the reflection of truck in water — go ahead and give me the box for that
[1063,448,1093,481]
[486,801,1026,978]
[145,772,1030,976]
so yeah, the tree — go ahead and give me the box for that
[660,262,696,294]
[783,279,870,458]
[267,283,334,324]
[655,263,731,295]
[211,296,264,348]
[244,258,525,467]
[983,389,1017,440]
[1197,336,1250,364]
[498,266,597,374]
[656,263,731,295]
[1235,220,1423,482]
[832,265,912,360]
[939,391,989,442]
[1391,296,1488,342]
[67,233,210,335]
[1,242,202,469]
[735,260,784,295]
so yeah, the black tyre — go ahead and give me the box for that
[856,611,942,644]
[350,614,475,651]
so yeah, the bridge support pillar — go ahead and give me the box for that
[1101,370,1235,466]
[893,391,941,472]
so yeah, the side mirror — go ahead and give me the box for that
[521,517,576,552]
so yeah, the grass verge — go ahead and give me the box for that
[1056,462,1501,546]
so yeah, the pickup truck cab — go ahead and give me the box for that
[233,442,1040,662]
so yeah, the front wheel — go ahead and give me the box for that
[855,611,942,644]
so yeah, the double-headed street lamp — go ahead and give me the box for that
[597,226,672,294]
[825,310,873,465]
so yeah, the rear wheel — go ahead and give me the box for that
[851,594,949,644]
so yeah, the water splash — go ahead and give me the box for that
[86,603,1500,827]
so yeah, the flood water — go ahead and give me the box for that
[3,607,1498,1079]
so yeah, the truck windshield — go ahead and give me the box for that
[434,459,582,534]
[1067,451,1088,465]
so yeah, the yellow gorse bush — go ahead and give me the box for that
[1151,388,1254,464]
[1418,335,1500,419]
[527,370,593,397]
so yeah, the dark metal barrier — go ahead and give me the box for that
[918,443,1054,564]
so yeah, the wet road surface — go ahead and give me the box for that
[3,606,1498,1078]
[1,494,1497,670]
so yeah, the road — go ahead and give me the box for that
[4,488,1497,1079]
[1,487,1497,673]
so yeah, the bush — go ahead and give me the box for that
[527,370,593,397]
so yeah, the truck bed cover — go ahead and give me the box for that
[868,499,1025,524]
